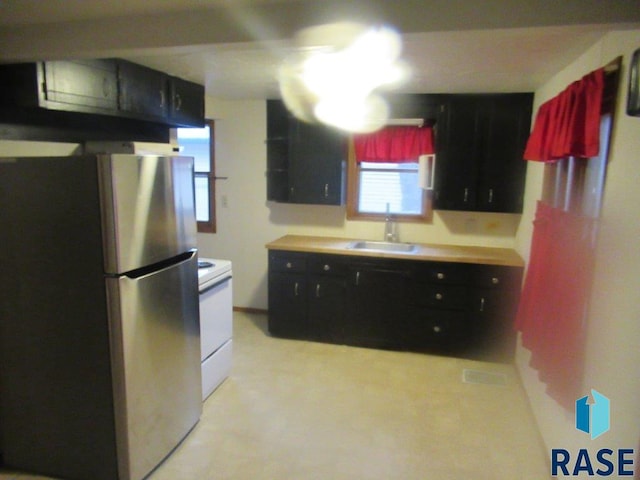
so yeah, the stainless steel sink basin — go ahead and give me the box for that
[347,240,418,253]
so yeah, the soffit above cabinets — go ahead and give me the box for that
[0,0,639,99]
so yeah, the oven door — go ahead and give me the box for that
[199,275,233,362]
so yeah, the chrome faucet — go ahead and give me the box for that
[384,204,398,242]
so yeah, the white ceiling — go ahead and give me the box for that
[1,0,639,99]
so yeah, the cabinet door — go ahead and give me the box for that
[118,60,168,120]
[169,76,205,127]
[266,100,291,202]
[433,95,480,210]
[288,119,346,205]
[468,265,523,361]
[308,275,346,342]
[476,94,532,213]
[41,60,118,113]
[345,263,409,348]
[268,272,308,339]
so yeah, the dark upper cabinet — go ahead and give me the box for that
[288,119,346,204]
[117,60,204,127]
[118,60,169,121]
[168,76,205,127]
[266,99,346,205]
[434,93,533,213]
[0,59,205,129]
[476,94,533,212]
[0,60,118,114]
[433,95,480,211]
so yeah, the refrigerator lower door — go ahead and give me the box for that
[106,251,202,480]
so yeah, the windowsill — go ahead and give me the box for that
[346,211,433,223]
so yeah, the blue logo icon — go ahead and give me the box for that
[576,389,610,440]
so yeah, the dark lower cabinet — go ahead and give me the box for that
[268,249,523,362]
[268,271,308,339]
[345,263,410,349]
[403,308,469,350]
[309,275,346,342]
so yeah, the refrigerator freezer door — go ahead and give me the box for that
[99,154,197,274]
[106,251,202,480]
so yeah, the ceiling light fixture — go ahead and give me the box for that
[278,22,410,133]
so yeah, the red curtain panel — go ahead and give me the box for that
[354,126,434,163]
[524,68,604,162]
[515,201,597,410]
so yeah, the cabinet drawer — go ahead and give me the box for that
[308,255,348,276]
[472,265,522,288]
[404,308,468,347]
[412,262,470,284]
[409,284,469,309]
[269,252,307,273]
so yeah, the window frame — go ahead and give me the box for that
[179,119,216,234]
[346,138,433,222]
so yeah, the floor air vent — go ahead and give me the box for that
[462,369,508,386]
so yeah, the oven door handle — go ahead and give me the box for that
[199,275,232,294]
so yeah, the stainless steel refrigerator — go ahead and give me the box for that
[0,153,202,480]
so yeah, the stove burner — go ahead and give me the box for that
[198,261,214,269]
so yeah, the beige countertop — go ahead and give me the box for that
[266,235,524,268]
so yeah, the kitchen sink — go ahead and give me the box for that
[347,240,418,253]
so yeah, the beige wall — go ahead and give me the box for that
[515,29,640,458]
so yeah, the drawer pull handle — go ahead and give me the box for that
[435,293,443,300]
[437,272,445,280]
[286,262,292,269]
[464,188,469,203]
[433,326,442,333]
[324,184,329,198]
[323,264,330,271]
[488,188,494,203]
[492,277,500,285]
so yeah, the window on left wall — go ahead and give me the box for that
[176,119,216,233]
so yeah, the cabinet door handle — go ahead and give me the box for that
[175,93,182,111]
[464,188,469,203]
[435,293,443,300]
[436,272,445,280]
[488,188,494,203]
[316,284,321,298]
[480,297,485,312]
[286,262,292,269]
[356,271,360,286]
[433,325,442,333]
[492,277,500,285]
[159,89,165,108]
[102,77,111,98]
[294,282,299,296]
[324,184,329,198]
[323,264,330,271]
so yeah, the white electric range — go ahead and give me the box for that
[197,257,233,401]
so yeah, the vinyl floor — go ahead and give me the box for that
[1,311,550,480]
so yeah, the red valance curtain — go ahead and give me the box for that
[524,67,605,162]
[515,201,597,410]
[353,126,434,163]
